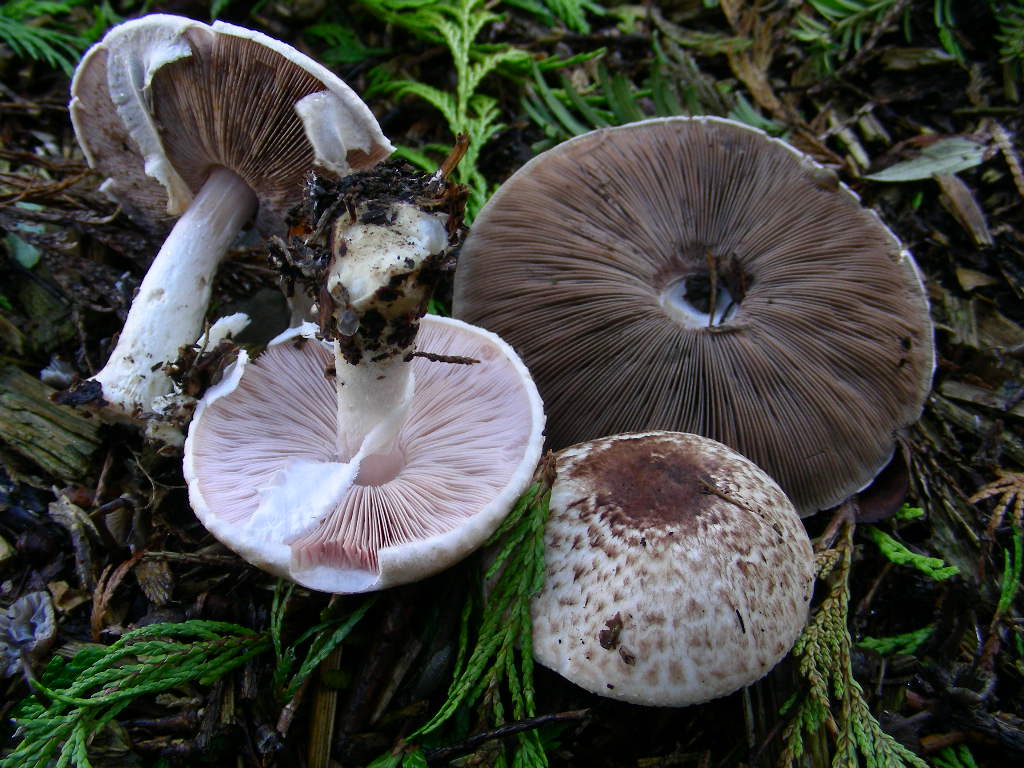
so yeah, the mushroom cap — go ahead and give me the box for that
[531,431,814,707]
[69,14,393,235]
[453,116,934,516]
[183,315,545,593]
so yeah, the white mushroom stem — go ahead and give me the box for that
[333,350,414,458]
[91,166,258,414]
[326,203,449,458]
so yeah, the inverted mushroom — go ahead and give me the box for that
[69,14,392,418]
[184,164,545,593]
[453,116,934,516]
[532,431,815,707]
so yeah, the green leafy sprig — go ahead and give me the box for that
[522,27,783,152]
[4,587,372,768]
[271,582,375,703]
[865,526,959,581]
[990,0,1024,74]
[373,481,551,768]
[931,743,980,768]
[304,21,390,66]
[857,625,934,656]
[780,523,928,768]
[3,621,270,768]
[359,0,531,217]
[995,526,1023,620]
[790,0,900,74]
[0,0,89,75]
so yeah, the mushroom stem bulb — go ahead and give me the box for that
[327,203,448,314]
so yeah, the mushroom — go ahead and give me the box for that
[0,592,56,679]
[69,14,392,418]
[183,163,545,593]
[453,116,934,516]
[531,431,815,707]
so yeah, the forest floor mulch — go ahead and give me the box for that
[1,2,1023,767]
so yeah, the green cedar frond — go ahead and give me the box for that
[789,0,898,74]
[996,527,1023,618]
[990,1,1024,68]
[522,23,783,151]
[481,0,602,34]
[357,0,539,218]
[865,527,959,581]
[3,621,270,768]
[931,744,980,768]
[536,0,600,34]
[5,593,371,768]
[305,22,390,65]
[270,582,375,702]
[385,80,460,127]
[780,524,929,768]
[0,0,88,75]
[402,483,550,767]
[895,504,925,521]
[857,626,934,656]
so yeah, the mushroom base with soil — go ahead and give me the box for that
[185,161,544,593]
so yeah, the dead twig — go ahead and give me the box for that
[423,709,590,763]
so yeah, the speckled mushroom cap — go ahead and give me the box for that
[454,116,934,516]
[70,14,392,234]
[531,431,815,707]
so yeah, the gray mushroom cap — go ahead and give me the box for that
[0,592,56,678]
[531,431,815,707]
[454,116,934,516]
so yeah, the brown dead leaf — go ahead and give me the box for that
[935,173,993,247]
[718,0,793,122]
[47,492,103,590]
[955,267,998,292]
[931,288,1024,352]
[48,579,92,613]
[939,379,1024,419]
[135,557,174,606]
[91,551,144,642]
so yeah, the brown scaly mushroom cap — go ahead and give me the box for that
[453,116,934,516]
[532,431,815,707]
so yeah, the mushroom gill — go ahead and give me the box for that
[454,116,934,516]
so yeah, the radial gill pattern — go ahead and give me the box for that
[454,116,934,515]
[187,316,539,577]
